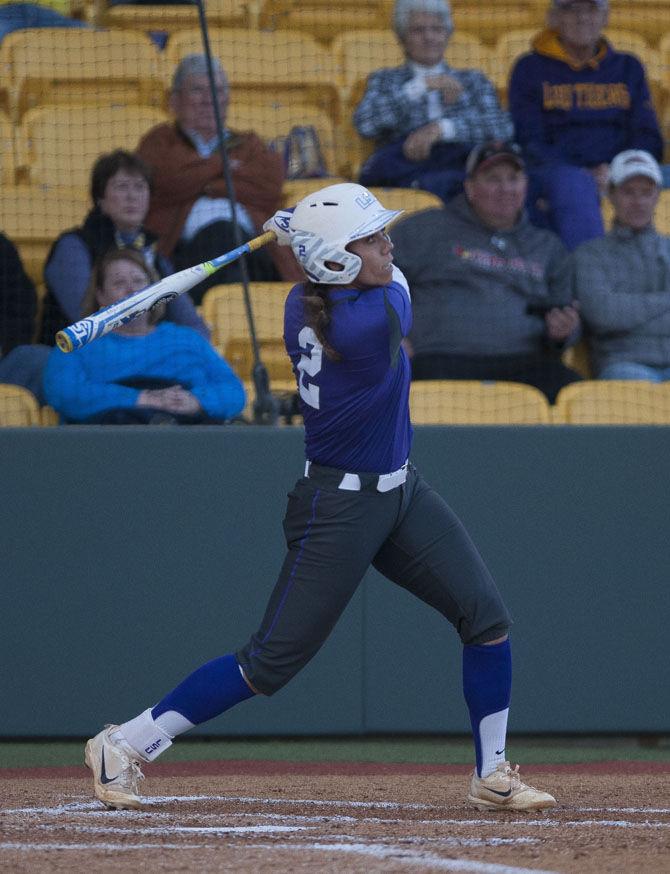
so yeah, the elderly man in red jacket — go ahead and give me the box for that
[137,53,302,303]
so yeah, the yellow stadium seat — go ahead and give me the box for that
[281,177,348,207]
[367,186,443,216]
[164,28,340,122]
[0,384,42,426]
[259,0,394,43]
[451,3,541,45]
[554,380,670,424]
[106,0,254,35]
[603,28,653,58]
[227,336,294,381]
[0,185,88,286]
[410,380,551,424]
[226,100,339,177]
[607,8,670,47]
[0,28,166,120]
[17,103,170,194]
[488,29,538,94]
[41,405,60,426]
[0,111,17,184]
[201,281,293,379]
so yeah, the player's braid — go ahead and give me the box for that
[302,283,342,361]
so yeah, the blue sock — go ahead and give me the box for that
[151,654,255,726]
[462,639,512,777]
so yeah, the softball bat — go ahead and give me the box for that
[55,230,277,353]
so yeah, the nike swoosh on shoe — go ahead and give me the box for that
[100,749,117,785]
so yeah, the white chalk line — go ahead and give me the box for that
[33,823,540,849]
[245,841,562,874]
[0,838,559,873]
[36,824,310,836]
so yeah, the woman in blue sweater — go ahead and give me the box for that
[43,249,245,424]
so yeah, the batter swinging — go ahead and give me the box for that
[84,183,556,813]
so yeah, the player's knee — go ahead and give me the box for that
[464,620,511,646]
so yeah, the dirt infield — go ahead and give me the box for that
[2,761,669,873]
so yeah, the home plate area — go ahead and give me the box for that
[1,766,669,873]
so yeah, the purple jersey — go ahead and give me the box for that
[283,268,413,474]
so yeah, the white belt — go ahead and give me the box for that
[304,460,408,493]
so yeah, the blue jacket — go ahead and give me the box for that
[508,30,662,168]
[44,322,245,423]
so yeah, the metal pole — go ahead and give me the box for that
[193,0,279,425]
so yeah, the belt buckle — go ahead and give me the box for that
[376,461,408,493]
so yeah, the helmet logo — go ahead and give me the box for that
[354,191,375,210]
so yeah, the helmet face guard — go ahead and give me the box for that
[289,183,403,284]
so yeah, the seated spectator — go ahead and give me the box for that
[570,150,670,380]
[43,249,246,424]
[0,229,50,402]
[0,0,89,45]
[137,53,302,304]
[353,0,512,203]
[41,149,208,346]
[390,141,582,403]
[509,0,663,251]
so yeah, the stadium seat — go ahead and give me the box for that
[0,185,88,286]
[0,28,166,120]
[282,178,348,207]
[0,111,17,184]
[105,0,255,36]
[16,103,170,194]
[0,384,42,426]
[164,28,340,123]
[554,380,670,424]
[227,100,339,177]
[227,336,293,381]
[488,29,538,97]
[259,0,394,44]
[201,281,293,379]
[367,187,443,215]
[409,380,551,424]
[451,3,541,45]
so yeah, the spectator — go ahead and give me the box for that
[43,249,246,424]
[509,0,663,251]
[41,149,208,346]
[353,0,512,203]
[0,0,89,45]
[391,141,582,403]
[137,53,301,304]
[0,229,50,402]
[570,150,670,380]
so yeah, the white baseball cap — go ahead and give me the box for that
[608,150,662,187]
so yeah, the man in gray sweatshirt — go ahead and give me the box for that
[569,149,670,380]
[391,140,581,402]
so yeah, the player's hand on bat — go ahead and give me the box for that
[545,303,580,342]
[263,209,295,246]
[424,73,463,104]
[402,122,441,162]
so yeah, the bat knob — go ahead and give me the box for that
[55,330,74,353]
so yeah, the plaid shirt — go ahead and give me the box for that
[354,63,513,147]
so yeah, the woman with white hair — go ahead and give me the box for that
[354,0,512,202]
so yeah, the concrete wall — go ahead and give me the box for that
[1,425,668,736]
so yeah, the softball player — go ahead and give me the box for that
[84,183,556,813]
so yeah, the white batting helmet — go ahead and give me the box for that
[289,183,403,285]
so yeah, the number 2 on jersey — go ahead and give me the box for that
[297,326,322,409]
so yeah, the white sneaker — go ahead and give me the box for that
[467,761,556,811]
[84,725,145,810]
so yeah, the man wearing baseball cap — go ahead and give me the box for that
[508,0,662,251]
[390,140,582,403]
[569,149,670,381]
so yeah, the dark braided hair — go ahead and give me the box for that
[302,281,342,362]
